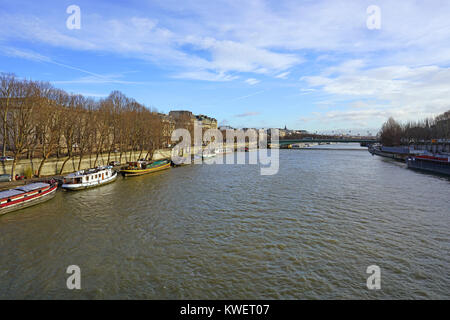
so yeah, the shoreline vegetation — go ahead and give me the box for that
[378,111,450,147]
[0,73,208,181]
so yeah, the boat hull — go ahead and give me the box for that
[0,185,57,215]
[369,147,409,161]
[406,158,450,176]
[120,162,171,177]
[62,171,118,190]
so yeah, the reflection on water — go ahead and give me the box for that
[0,145,449,299]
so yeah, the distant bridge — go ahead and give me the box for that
[278,138,379,146]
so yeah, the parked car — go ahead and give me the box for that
[0,174,11,182]
[0,156,14,161]
[109,161,120,166]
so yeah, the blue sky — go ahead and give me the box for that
[1,0,450,134]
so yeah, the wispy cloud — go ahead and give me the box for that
[235,112,261,118]
[77,92,109,98]
[1,0,450,129]
[0,46,51,63]
[275,71,290,79]
[0,46,150,85]
[0,10,301,82]
[173,70,238,82]
[245,78,260,85]
[301,63,450,126]
[52,75,153,85]
[229,90,265,102]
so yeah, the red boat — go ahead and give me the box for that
[407,154,450,176]
[415,155,450,162]
[0,182,57,215]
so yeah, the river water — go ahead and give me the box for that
[0,144,449,299]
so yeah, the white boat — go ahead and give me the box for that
[215,147,232,154]
[202,149,216,159]
[62,166,117,190]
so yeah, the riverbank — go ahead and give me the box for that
[0,149,173,178]
[0,142,254,189]
[369,143,450,176]
[369,143,450,161]
[0,175,63,191]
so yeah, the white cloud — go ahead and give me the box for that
[1,0,450,129]
[173,70,239,82]
[230,90,265,101]
[2,1,450,82]
[245,78,260,85]
[0,10,301,81]
[235,112,261,117]
[302,63,450,126]
[0,46,51,62]
[275,71,290,79]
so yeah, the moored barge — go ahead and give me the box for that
[0,182,57,215]
[120,159,171,177]
[62,166,117,190]
[406,154,450,176]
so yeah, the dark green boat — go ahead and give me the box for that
[120,159,171,177]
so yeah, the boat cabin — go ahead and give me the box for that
[63,166,114,185]
[126,160,147,169]
[0,183,52,207]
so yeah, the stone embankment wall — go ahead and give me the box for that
[0,141,252,178]
[0,149,173,177]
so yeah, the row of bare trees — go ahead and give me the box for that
[0,73,170,180]
[379,111,450,146]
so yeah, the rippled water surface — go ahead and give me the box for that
[0,145,449,299]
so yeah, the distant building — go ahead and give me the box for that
[218,125,234,131]
[168,110,218,131]
[195,114,218,130]
[158,113,175,146]
[169,110,194,124]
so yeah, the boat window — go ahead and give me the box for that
[38,190,42,193]
[7,198,11,203]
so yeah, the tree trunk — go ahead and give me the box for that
[93,150,101,167]
[37,156,47,177]
[77,154,83,171]
[2,111,7,157]
[59,156,71,175]
[10,158,17,181]
[107,149,111,164]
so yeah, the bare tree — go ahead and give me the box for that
[34,84,64,177]
[8,80,37,180]
[58,93,77,174]
[0,73,18,157]
[379,117,402,146]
